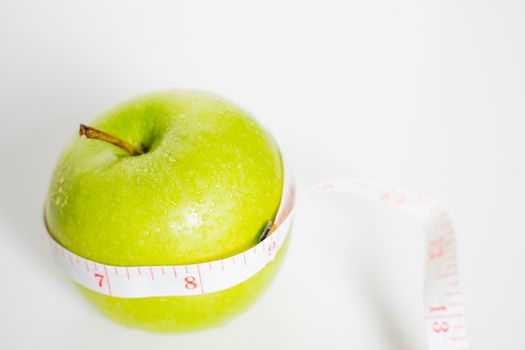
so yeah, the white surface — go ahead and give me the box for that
[0,1,523,349]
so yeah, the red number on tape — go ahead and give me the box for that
[428,248,444,260]
[428,238,445,261]
[94,273,104,287]
[184,276,197,289]
[432,321,449,333]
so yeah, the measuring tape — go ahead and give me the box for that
[47,159,470,350]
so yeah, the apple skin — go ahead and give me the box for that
[78,234,290,332]
[45,90,287,331]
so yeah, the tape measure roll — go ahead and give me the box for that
[46,159,470,350]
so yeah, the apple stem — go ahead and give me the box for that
[79,124,143,156]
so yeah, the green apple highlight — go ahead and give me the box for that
[44,90,289,332]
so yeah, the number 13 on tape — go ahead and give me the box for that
[48,162,469,349]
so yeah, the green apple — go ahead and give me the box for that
[44,90,289,332]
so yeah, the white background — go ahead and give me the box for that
[0,1,523,349]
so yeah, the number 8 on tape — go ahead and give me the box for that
[46,160,470,350]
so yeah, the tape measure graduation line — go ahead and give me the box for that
[46,161,296,298]
[47,163,470,350]
[308,178,470,350]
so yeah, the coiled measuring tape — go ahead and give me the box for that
[47,160,470,350]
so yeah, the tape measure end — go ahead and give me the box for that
[258,221,274,242]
